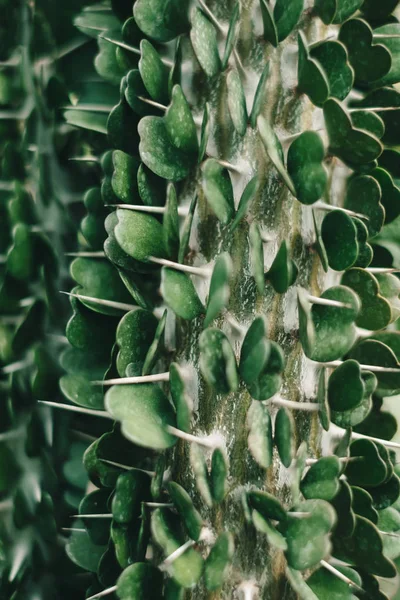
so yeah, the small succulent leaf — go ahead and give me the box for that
[139,40,170,104]
[252,510,288,550]
[163,184,180,261]
[205,253,233,327]
[307,565,362,600]
[309,40,354,102]
[351,486,379,523]
[247,401,273,469]
[362,0,398,19]
[190,444,213,507]
[137,163,167,207]
[317,368,331,431]
[117,563,164,600]
[344,175,384,238]
[323,98,383,166]
[247,490,287,521]
[300,456,341,501]
[105,383,177,450]
[341,268,391,331]
[199,328,239,394]
[227,70,247,136]
[287,130,328,205]
[333,515,396,578]
[274,407,296,468]
[66,523,107,573]
[373,24,400,86]
[250,62,270,128]
[170,362,193,433]
[350,110,385,140]
[258,116,296,195]
[321,210,358,271]
[201,159,235,225]
[230,175,259,232]
[239,316,270,385]
[339,18,392,83]
[112,470,151,523]
[332,0,364,24]
[115,208,166,263]
[266,241,298,294]
[328,360,365,412]
[165,85,198,155]
[222,4,240,69]
[138,116,195,181]
[248,341,285,401]
[283,500,337,571]
[314,0,337,25]
[151,510,204,588]
[190,8,221,77]
[161,268,204,321]
[168,482,203,541]
[179,194,198,263]
[260,0,278,47]
[142,308,167,376]
[204,532,234,591]
[297,32,330,108]
[349,339,400,395]
[274,0,304,42]
[345,439,388,487]
[370,167,400,225]
[134,0,190,42]
[210,447,229,504]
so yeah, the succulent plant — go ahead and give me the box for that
[4,0,400,599]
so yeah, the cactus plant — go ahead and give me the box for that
[4,0,400,599]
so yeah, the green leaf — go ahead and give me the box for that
[163,184,180,261]
[344,176,384,238]
[266,241,298,294]
[249,222,265,295]
[300,456,341,501]
[230,176,259,232]
[258,116,296,195]
[321,210,358,271]
[227,70,247,136]
[210,447,228,504]
[222,4,240,69]
[297,32,330,108]
[105,384,177,450]
[66,524,106,573]
[170,362,193,433]
[323,98,383,166]
[328,360,366,412]
[165,85,198,155]
[309,40,354,102]
[362,0,398,20]
[139,40,170,104]
[161,268,204,320]
[116,309,158,377]
[373,24,400,86]
[287,131,327,205]
[134,0,190,42]
[151,509,203,588]
[260,0,278,47]
[117,563,164,600]
[250,62,270,128]
[190,8,221,77]
[204,253,232,327]
[341,268,391,331]
[247,401,273,469]
[307,565,362,600]
[202,159,235,225]
[339,18,392,83]
[204,532,234,591]
[275,407,295,468]
[115,208,166,263]
[112,470,151,523]
[199,328,239,394]
[247,491,287,521]
[168,482,203,541]
[274,0,304,42]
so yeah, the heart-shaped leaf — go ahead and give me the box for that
[116,309,158,377]
[345,439,388,487]
[341,268,391,330]
[310,40,354,101]
[258,116,296,195]
[373,24,400,86]
[105,383,177,450]
[349,339,400,395]
[260,0,278,46]
[301,456,341,501]
[287,130,328,205]
[328,360,367,412]
[274,0,304,42]
[307,565,362,600]
[252,510,288,550]
[339,18,392,83]
[169,362,193,433]
[324,98,383,166]
[117,562,164,599]
[190,444,213,507]
[112,470,151,523]
[344,175,384,238]
[240,316,270,386]
[283,500,336,570]
[298,286,360,362]
[134,0,189,42]
[115,208,166,262]
[165,85,198,155]
[333,515,396,577]
[66,523,106,573]
[321,210,358,271]
[210,447,229,504]
[247,490,287,521]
